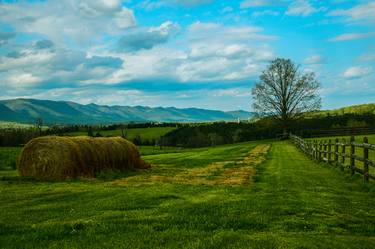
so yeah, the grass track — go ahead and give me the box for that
[0,141,375,248]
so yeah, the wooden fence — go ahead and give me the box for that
[290,134,375,181]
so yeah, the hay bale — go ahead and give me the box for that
[17,136,150,180]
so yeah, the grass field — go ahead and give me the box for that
[64,127,176,142]
[0,121,34,129]
[0,147,21,170]
[1,140,375,248]
[138,146,190,156]
[307,134,375,144]
[0,121,49,130]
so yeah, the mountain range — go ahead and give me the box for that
[0,98,253,124]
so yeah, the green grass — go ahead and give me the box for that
[1,140,375,248]
[64,127,176,142]
[139,146,190,156]
[0,147,21,170]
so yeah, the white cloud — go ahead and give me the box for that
[0,50,54,72]
[343,66,372,79]
[7,73,42,88]
[138,0,212,10]
[252,10,280,17]
[188,21,276,41]
[105,47,187,83]
[221,6,233,14]
[240,0,271,9]
[0,46,124,89]
[329,32,375,42]
[138,0,166,11]
[328,2,375,24]
[359,52,375,62]
[171,0,212,6]
[213,88,251,98]
[0,32,16,46]
[1,18,275,88]
[0,0,136,47]
[286,0,321,17]
[117,21,180,52]
[304,55,325,64]
[104,22,276,83]
[176,22,276,82]
[0,1,276,108]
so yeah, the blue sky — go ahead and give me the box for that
[0,0,374,111]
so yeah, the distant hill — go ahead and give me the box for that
[0,98,253,124]
[309,104,375,117]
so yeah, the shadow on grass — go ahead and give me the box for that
[0,168,149,183]
[0,175,56,183]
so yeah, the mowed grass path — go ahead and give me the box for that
[1,141,375,248]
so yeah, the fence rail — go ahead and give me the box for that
[290,134,375,181]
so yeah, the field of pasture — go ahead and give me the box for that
[0,121,37,129]
[307,134,375,144]
[0,147,21,170]
[1,138,375,248]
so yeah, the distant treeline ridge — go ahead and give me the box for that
[1,113,375,147]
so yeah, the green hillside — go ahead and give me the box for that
[310,103,375,116]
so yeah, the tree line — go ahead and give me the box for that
[1,112,374,147]
[162,113,375,147]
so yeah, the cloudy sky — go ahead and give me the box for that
[0,0,374,111]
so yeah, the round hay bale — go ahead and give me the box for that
[17,136,150,180]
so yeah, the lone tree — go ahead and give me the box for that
[87,126,94,137]
[252,58,321,134]
[35,117,43,136]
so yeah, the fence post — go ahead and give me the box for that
[313,140,316,159]
[311,140,315,158]
[363,137,369,182]
[334,138,339,165]
[341,138,346,171]
[350,136,355,176]
[318,141,322,161]
[324,140,327,161]
[316,140,320,161]
[328,139,332,163]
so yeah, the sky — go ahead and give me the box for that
[0,0,374,111]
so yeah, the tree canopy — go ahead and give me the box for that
[252,58,321,131]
